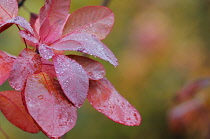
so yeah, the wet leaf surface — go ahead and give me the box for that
[63,6,114,40]
[0,90,40,133]
[25,72,77,138]
[0,51,15,85]
[88,77,141,126]
[67,54,105,80]
[53,55,89,108]
[52,32,118,66]
[9,48,42,90]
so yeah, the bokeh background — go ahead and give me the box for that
[0,0,210,138]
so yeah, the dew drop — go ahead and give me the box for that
[63,122,67,125]
[38,95,44,99]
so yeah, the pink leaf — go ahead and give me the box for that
[29,13,38,30]
[0,90,40,133]
[52,32,118,66]
[39,0,70,25]
[29,13,39,38]
[175,78,210,102]
[19,30,39,46]
[168,98,203,132]
[0,0,18,23]
[39,44,54,59]
[53,55,89,108]
[0,2,34,34]
[39,19,64,44]
[31,14,40,37]
[0,51,15,85]
[63,6,114,40]
[0,22,12,32]
[87,77,141,126]
[39,0,70,43]
[1,16,35,34]
[25,72,77,138]
[41,59,56,78]
[9,48,42,90]
[67,55,105,80]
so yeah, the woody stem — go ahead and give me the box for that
[16,25,28,48]
[101,0,111,6]
[18,0,26,8]
[0,126,9,139]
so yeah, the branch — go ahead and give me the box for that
[0,127,9,139]
[101,0,111,7]
[18,0,26,8]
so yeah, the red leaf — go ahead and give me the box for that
[0,0,18,23]
[25,72,77,138]
[0,0,17,32]
[41,59,56,78]
[39,44,54,59]
[39,0,70,25]
[27,13,40,47]
[0,22,12,32]
[53,55,89,108]
[67,55,105,80]
[168,98,203,133]
[63,6,114,40]
[0,90,40,133]
[29,13,38,31]
[52,32,118,67]
[0,51,15,85]
[40,19,65,44]
[175,78,210,102]
[1,16,35,34]
[87,78,141,126]
[9,48,42,90]
[39,0,70,43]
[30,14,40,37]
[19,30,39,46]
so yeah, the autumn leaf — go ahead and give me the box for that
[0,0,34,34]
[53,55,89,108]
[67,54,106,80]
[51,32,118,66]
[0,0,17,21]
[175,78,210,102]
[39,0,70,44]
[9,48,42,91]
[88,77,141,126]
[25,72,77,138]
[41,59,56,78]
[0,51,15,85]
[63,6,114,40]
[0,0,18,32]
[0,90,40,133]
[19,0,118,67]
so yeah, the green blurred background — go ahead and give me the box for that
[0,0,210,138]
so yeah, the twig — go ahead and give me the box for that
[101,0,111,6]
[18,0,26,8]
[16,25,28,48]
[0,127,9,139]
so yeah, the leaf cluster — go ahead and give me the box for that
[0,0,141,138]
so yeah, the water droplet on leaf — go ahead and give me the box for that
[38,95,43,99]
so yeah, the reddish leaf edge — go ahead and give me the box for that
[0,90,40,133]
[88,78,142,126]
[63,5,115,40]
